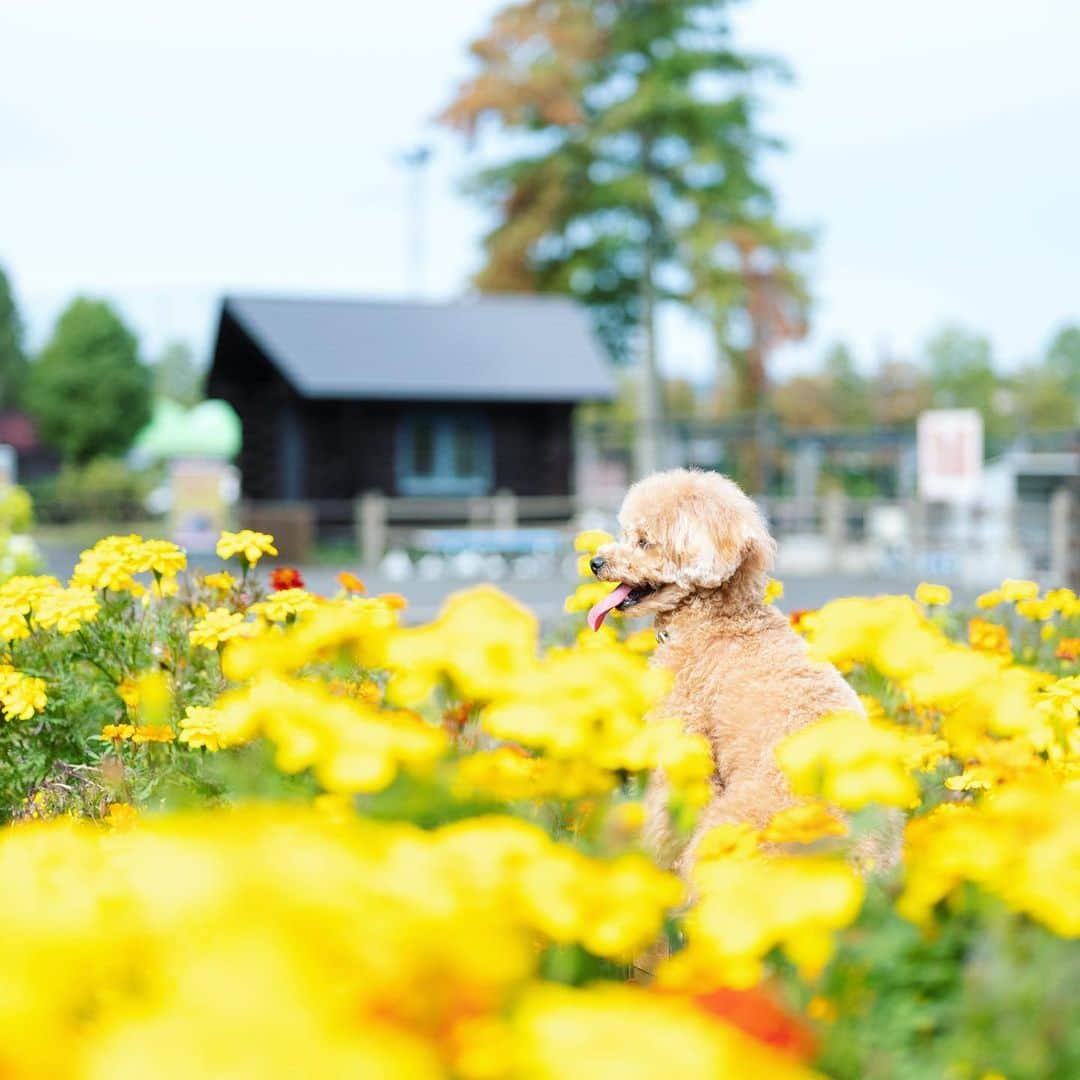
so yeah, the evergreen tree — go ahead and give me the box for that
[0,265,28,410]
[25,298,152,463]
[442,0,807,474]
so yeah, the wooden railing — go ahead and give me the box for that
[240,488,1078,586]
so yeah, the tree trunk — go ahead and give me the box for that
[634,137,664,479]
[635,260,663,478]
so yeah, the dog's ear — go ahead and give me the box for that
[668,494,775,589]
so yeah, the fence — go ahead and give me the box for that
[241,487,1079,588]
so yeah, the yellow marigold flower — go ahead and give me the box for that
[0,667,47,721]
[1045,586,1077,611]
[573,529,613,553]
[135,671,171,725]
[216,529,278,567]
[776,709,928,810]
[1016,597,1055,621]
[134,539,187,577]
[203,571,236,592]
[609,801,647,834]
[1001,578,1039,602]
[806,995,837,1023]
[178,705,231,751]
[101,723,135,742]
[454,748,616,803]
[387,587,539,706]
[0,604,30,643]
[357,679,382,706]
[762,802,848,845]
[103,803,138,828]
[915,582,952,607]
[70,535,148,594]
[189,608,248,649]
[900,779,1080,936]
[32,586,99,634]
[513,983,811,1080]
[623,628,658,654]
[250,588,317,624]
[0,575,61,614]
[975,588,1003,609]
[968,617,1011,658]
[663,849,864,988]
[131,724,175,745]
[764,577,784,604]
[117,677,140,712]
[564,580,622,615]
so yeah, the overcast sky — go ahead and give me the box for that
[2,0,1079,380]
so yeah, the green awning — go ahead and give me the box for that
[133,399,242,461]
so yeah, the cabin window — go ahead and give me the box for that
[278,403,306,499]
[396,412,493,496]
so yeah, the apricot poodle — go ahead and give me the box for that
[588,468,879,873]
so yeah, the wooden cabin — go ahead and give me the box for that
[206,294,613,507]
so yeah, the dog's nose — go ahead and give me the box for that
[590,556,606,575]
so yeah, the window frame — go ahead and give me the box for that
[395,410,494,496]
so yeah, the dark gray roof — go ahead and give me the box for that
[222,294,615,402]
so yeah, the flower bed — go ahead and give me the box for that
[0,529,1078,1077]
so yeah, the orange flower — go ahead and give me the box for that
[270,566,305,591]
[683,986,817,1061]
[442,702,472,736]
[131,724,176,745]
[337,571,366,593]
[968,617,1011,658]
[380,592,407,611]
[1056,637,1080,664]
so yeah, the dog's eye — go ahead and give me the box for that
[637,537,649,549]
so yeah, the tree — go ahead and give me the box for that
[822,342,871,429]
[25,298,152,463]
[1010,364,1077,432]
[1044,324,1080,400]
[923,325,1011,440]
[868,359,931,428]
[153,340,204,408]
[0,265,28,410]
[441,0,807,476]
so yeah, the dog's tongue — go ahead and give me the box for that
[587,582,633,632]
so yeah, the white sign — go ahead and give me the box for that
[917,409,984,503]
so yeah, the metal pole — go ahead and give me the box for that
[398,146,432,298]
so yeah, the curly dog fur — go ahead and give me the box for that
[590,468,884,874]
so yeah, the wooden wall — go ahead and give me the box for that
[208,313,577,502]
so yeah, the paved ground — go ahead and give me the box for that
[43,543,929,624]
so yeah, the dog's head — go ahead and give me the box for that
[587,468,776,630]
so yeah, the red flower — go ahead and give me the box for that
[269,566,305,591]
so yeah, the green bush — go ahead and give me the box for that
[31,458,155,524]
